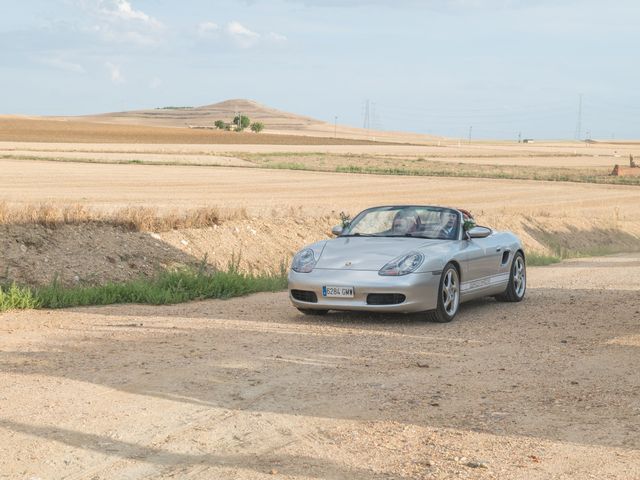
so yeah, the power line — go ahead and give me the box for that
[574,93,583,140]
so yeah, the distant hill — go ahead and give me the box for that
[73,99,441,144]
[80,99,316,130]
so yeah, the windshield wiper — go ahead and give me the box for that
[403,233,439,239]
[372,233,439,239]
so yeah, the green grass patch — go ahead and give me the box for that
[526,252,562,266]
[334,164,640,186]
[263,162,312,171]
[0,284,41,311]
[0,265,287,313]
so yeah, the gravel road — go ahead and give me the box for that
[1,254,639,479]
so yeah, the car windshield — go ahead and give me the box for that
[342,206,460,240]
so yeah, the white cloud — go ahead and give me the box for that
[226,21,260,48]
[197,21,219,37]
[75,0,164,46]
[39,56,86,74]
[105,61,124,84]
[97,0,163,28]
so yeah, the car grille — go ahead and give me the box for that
[366,293,406,305]
[291,290,318,303]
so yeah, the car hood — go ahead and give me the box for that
[314,236,445,271]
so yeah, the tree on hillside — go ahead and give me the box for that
[233,115,251,131]
[250,122,265,133]
[214,120,226,130]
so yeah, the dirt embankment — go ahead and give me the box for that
[2,212,640,287]
[0,217,335,287]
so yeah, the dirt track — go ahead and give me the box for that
[1,254,639,479]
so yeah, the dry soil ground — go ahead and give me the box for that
[1,253,639,479]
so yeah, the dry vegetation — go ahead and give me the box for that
[0,202,225,232]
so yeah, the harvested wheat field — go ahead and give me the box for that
[1,157,640,286]
[0,117,381,145]
[2,138,637,168]
[1,254,639,479]
[3,158,640,215]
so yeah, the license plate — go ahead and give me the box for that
[322,286,354,298]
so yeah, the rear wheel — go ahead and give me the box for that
[426,263,460,323]
[496,252,526,302]
[297,308,329,316]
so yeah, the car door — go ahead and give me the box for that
[461,236,504,297]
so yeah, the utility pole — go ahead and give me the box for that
[518,131,522,143]
[468,126,473,144]
[574,94,583,140]
[363,99,370,130]
[334,116,338,138]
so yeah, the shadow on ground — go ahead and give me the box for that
[1,283,639,465]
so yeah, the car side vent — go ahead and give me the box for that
[367,293,406,305]
[291,290,318,303]
[501,250,511,265]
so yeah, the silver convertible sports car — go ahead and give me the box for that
[288,205,526,322]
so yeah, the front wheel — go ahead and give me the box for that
[426,263,460,323]
[496,252,526,302]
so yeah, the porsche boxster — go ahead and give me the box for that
[288,205,526,322]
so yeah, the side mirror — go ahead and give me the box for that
[331,225,343,236]
[467,226,492,239]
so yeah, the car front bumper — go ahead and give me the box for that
[288,268,440,313]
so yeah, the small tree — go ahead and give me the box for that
[214,120,226,130]
[250,122,265,133]
[233,115,251,131]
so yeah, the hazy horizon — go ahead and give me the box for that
[2,1,639,140]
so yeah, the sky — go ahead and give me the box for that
[1,0,639,139]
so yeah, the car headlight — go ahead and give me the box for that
[378,252,424,276]
[291,249,317,273]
